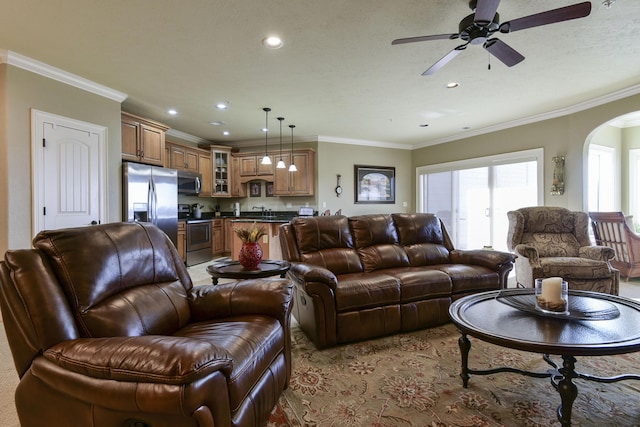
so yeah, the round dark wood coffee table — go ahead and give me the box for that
[449,288,640,426]
[206,259,291,285]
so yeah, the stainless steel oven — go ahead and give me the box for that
[186,219,212,266]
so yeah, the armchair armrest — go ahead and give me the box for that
[44,335,232,384]
[514,244,541,266]
[449,249,515,271]
[189,277,294,322]
[579,245,615,262]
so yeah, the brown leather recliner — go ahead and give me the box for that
[0,222,293,427]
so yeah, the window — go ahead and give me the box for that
[588,144,617,212]
[416,149,543,250]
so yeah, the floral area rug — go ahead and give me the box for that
[268,323,640,426]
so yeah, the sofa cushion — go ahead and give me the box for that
[358,244,410,273]
[349,214,398,248]
[382,267,452,302]
[292,216,363,274]
[431,265,499,295]
[520,232,581,257]
[334,272,400,312]
[540,257,614,279]
[391,213,444,245]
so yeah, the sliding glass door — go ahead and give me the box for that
[417,149,543,251]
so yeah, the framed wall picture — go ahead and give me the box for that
[266,182,274,197]
[249,181,261,197]
[354,165,395,204]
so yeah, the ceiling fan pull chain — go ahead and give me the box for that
[488,52,491,70]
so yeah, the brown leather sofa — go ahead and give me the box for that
[0,222,293,427]
[279,213,515,349]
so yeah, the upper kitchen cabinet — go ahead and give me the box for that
[230,156,246,197]
[121,112,169,166]
[168,142,199,173]
[211,146,232,197]
[237,154,275,182]
[167,141,213,197]
[274,149,315,196]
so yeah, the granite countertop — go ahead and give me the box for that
[179,210,313,223]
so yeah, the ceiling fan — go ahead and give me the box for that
[392,0,592,75]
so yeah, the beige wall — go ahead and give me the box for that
[412,93,640,212]
[1,64,122,253]
[317,141,412,216]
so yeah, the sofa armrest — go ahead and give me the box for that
[449,249,515,271]
[44,335,233,384]
[579,245,615,262]
[189,278,294,322]
[288,262,338,291]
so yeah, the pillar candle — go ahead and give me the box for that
[541,277,563,303]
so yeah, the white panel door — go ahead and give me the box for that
[32,110,107,234]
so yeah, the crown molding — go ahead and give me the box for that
[317,135,413,150]
[0,49,127,103]
[414,83,640,149]
[165,128,211,145]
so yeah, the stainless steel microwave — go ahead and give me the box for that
[177,170,202,195]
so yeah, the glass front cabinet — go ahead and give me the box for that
[211,146,232,197]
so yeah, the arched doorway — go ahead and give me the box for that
[585,111,640,231]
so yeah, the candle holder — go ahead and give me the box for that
[535,278,569,315]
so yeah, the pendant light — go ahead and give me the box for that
[261,107,272,165]
[276,117,286,169]
[288,124,297,172]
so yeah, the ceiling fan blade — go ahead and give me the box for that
[392,33,458,45]
[474,0,501,25]
[500,1,592,33]
[484,38,525,67]
[422,44,467,76]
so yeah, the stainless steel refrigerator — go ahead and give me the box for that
[122,162,178,246]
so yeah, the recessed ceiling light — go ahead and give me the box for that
[262,36,283,49]
[222,131,230,136]
[167,109,178,115]
[210,121,226,126]
[215,102,229,110]
[446,82,460,89]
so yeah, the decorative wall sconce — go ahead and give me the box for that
[551,156,565,195]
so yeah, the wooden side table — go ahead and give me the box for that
[206,260,291,285]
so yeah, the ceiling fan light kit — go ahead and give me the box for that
[393,0,592,75]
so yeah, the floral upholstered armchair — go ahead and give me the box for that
[507,206,619,295]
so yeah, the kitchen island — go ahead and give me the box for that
[228,217,291,260]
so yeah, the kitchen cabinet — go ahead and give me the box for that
[238,154,274,183]
[224,218,234,254]
[168,142,199,173]
[230,156,246,197]
[273,149,315,196]
[177,220,186,262]
[211,146,232,197]
[212,219,224,257]
[167,141,213,197]
[121,112,169,166]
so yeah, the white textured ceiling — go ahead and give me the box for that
[1,0,639,148]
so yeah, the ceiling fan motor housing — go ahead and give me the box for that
[460,12,500,44]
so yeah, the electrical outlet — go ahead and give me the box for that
[402,201,408,207]
[322,202,326,208]
[286,203,292,208]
